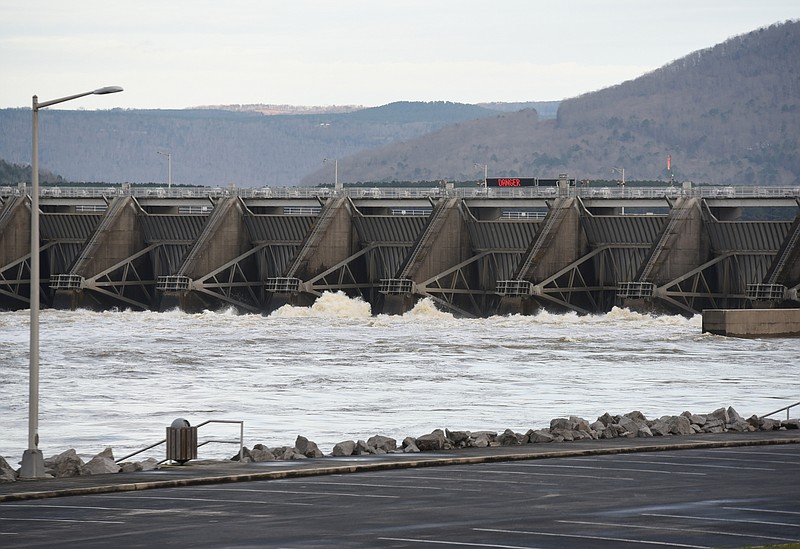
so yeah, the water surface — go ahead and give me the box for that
[1,293,796,462]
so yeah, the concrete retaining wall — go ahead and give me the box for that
[703,308,800,337]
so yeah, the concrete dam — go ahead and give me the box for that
[1,184,799,317]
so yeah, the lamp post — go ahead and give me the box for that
[157,151,172,189]
[20,85,123,479]
[474,163,487,188]
[612,166,625,215]
[323,158,340,192]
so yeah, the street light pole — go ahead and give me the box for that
[612,166,625,215]
[474,163,487,188]
[324,158,340,191]
[157,151,172,189]
[20,86,123,479]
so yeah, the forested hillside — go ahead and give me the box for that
[303,20,800,186]
[0,102,502,187]
[0,158,64,186]
[1,21,797,187]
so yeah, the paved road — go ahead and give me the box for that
[2,442,799,548]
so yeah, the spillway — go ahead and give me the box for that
[1,184,798,316]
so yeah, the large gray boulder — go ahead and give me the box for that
[295,436,323,458]
[278,447,307,460]
[526,429,555,443]
[119,457,160,473]
[331,440,356,456]
[684,412,707,426]
[707,407,730,425]
[570,416,592,433]
[81,448,120,475]
[367,435,397,453]
[549,418,572,431]
[754,416,781,431]
[355,440,373,455]
[250,444,276,461]
[596,412,619,427]
[401,437,420,453]
[625,411,648,422]
[415,429,447,451]
[496,429,522,446]
[0,456,17,483]
[45,449,85,478]
[651,415,693,436]
[617,415,649,437]
[470,431,497,448]
[232,446,254,462]
[726,407,744,426]
[445,429,471,447]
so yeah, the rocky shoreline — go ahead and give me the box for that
[3,406,797,483]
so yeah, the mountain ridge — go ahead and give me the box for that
[1,21,798,187]
[302,20,800,186]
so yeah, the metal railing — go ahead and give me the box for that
[762,401,800,421]
[115,419,244,465]
[5,184,800,201]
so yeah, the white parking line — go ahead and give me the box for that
[572,458,774,471]
[702,449,800,459]
[0,517,125,525]
[368,474,558,486]
[616,453,798,465]
[1,503,159,513]
[180,487,399,499]
[503,462,707,475]
[379,537,544,548]
[276,480,483,492]
[97,494,312,505]
[559,519,800,543]
[643,513,800,528]
[723,507,800,516]
[446,467,635,481]
[474,527,710,548]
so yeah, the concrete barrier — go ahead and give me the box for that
[702,308,800,337]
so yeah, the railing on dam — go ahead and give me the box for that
[2,184,800,201]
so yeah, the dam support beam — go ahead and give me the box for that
[0,197,34,308]
[288,197,352,280]
[497,197,589,314]
[391,197,470,314]
[639,197,704,284]
[163,196,251,312]
[51,196,147,310]
[619,197,705,313]
[266,197,355,308]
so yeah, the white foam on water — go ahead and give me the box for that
[270,291,372,319]
[0,304,796,463]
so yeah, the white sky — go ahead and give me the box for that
[1,0,797,110]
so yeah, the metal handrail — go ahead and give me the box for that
[7,184,800,202]
[762,401,800,421]
[194,419,244,462]
[115,419,244,464]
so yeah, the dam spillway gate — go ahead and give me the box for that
[1,185,799,317]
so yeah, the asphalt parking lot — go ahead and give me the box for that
[2,439,799,548]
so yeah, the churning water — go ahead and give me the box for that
[1,292,797,463]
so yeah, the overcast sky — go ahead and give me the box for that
[1,1,797,110]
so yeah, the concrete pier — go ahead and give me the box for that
[703,308,800,337]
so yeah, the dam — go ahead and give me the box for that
[1,182,799,317]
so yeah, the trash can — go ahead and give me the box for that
[166,418,197,464]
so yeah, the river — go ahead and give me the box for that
[1,292,797,463]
